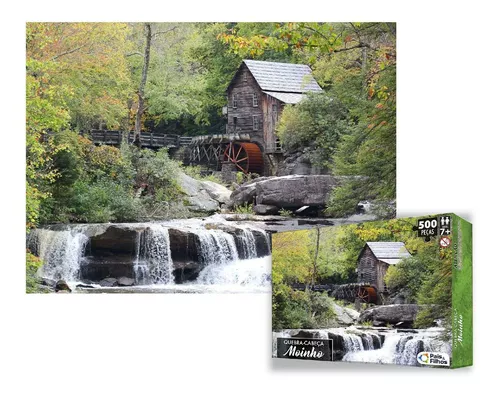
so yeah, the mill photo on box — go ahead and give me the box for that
[272,214,472,368]
[26,23,395,293]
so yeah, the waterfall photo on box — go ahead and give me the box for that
[272,214,472,368]
[26,23,396,293]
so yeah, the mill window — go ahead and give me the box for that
[253,115,259,131]
[232,94,237,109]
[243,72,248,82]
[253,93,258,107]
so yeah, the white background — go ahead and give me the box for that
[1,1,499,394]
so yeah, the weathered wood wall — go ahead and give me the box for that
[357,246,391,292]
[227,64,264,146]
[262,94,283,153]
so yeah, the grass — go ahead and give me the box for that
[451,215,473,368]
[279,208,293,217]
[234,203,253,215]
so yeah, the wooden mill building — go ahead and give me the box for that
[189,59,322,175]
[357,242,411,293]
[227,59,322,152]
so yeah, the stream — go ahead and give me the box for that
[273,326,451,366]
[27,213,375,293]
[27,215,273,293]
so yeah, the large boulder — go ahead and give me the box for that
[230,175,341,210]
[55,280,72,292]
[253,204,280,215]
[178,173,220,213]
[255,175,340,208]
[230,182,258,207]
[117,276,135,286]
[276,149,329,176]
[99,277,118,287]
[332,303,360,326]
[178,173,233,213]
[201,180,232,205]
[358,304,422,327]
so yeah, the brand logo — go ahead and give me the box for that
[417,352,450,366]
[276,337,333,361]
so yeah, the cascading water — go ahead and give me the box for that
[28,216,271,292]
[139,224,175,285]
[196,255,271,287]
[236,228,258,259]
[273,327,450,366]
[194,229,239,266]
[27,227,89,281]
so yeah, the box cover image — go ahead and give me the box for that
[272,214,472,368]
[26,22,397,294]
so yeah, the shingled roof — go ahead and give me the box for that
[365,242,411,265]
[243,59,322,94]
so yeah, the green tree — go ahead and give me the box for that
[219,22,397,215]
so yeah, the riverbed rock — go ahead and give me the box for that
[55,280,72,292]
[90,225,139,255]
[230,175,342,212]
[40,277,56,288]
[358,304,422,328]
[168,228,201,264]
[276,149,329,176]
[76,283,96,289]
[178,173,221,213]
[255,175,340,208]
[117,276,135,286]
[201,180,232,205]
[230,183,258,208]
[99,277,118,287]
[332,303,360,326]
[173,262,203,284]
[253,204,280,215]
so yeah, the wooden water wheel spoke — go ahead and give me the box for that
[223,142,264,174]
[358,287,370,303]
[235,164,247,172]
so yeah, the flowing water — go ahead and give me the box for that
[273,326,450,366]
[27,216,271,293]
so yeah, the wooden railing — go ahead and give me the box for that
[85,130,192,148]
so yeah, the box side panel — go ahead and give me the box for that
[451,214,473,368]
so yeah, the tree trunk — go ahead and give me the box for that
[311,226,321,286]
[134,23,152,147]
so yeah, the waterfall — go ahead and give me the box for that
[193,229,239,266]
[133,230,148,284]
[342,334,365,352]
[274,327,449,366]
[27,227,89,282]
[27,217,271,290]
[237,228,258,259]
[342,329,449,366]
[196,256,271,287]
[140,225,175,285]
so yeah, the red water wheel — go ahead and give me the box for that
[223,142,264,174]
[357,286,377,304]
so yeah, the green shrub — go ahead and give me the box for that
[235,172,245,185]
[234,203,253,214]
[70,179,140,223]
[26,251,43,293]
[272,283,335,330]
[278,208,293,217]
[277,93,352,168]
